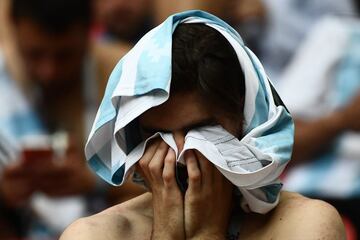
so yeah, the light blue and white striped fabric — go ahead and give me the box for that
[85,10,294,213]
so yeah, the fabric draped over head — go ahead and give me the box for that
[85,10,294,214]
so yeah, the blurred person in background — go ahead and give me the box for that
[276,0,360,236]
[94,0,233,45]
[93,0,266,53]
[226,0,267,55]
[0,0,143,238]
[259,0,356,79]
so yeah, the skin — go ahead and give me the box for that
[291,93,360,164]
[61,92,346,239]
[138,92,237,239]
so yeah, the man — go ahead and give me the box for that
[0,0,143,238]
[61,12,345,239]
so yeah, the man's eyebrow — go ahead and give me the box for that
[141,118,217,133]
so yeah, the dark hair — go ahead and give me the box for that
[11,0,92,34]
[171,24,245,120]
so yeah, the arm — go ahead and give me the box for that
[292,93,360,164]
[292,112,344,163]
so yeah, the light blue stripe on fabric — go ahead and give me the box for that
[88,140,121,185]
[88,141,126,185]
[244,50,269,133]
[134,20,173,95]
[246,87,269,134]
[261,183,283,203]
[94,58,125,130]
[255,110,294,165]
[88,153,114,185]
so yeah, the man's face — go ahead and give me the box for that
[139,92,242,151]
[13,19,89,89]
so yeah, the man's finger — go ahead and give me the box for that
[162,148,177,188]
[185,150,201,191]
[148,141,168,182]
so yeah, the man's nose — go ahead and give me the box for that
[173,131,185,152]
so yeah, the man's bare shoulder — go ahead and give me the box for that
[277,191,346,239]
[61,191,346,240]
[242,191,346,240]
[60,193,153,240]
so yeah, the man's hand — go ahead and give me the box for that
[137,139,185,240]
[184,150,233,240]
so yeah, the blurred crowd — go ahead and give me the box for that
[0,0,359,239]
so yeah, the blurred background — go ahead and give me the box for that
[0,0,359,239]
